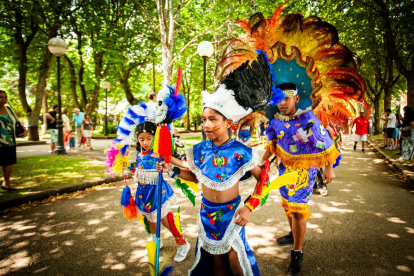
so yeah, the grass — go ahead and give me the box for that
[180,136,201,146]
[0,156,106,200]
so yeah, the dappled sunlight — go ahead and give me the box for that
[317,203,355,214]
[396,265,411,273]
[387,217,407,224]
[386,233,400,238]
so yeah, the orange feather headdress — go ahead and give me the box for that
[216,2,367,125]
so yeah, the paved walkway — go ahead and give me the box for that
[1,135,414,275]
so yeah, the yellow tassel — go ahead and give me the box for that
[151,126,161,154]
[180,178,200,193]
[276,144,340,169]
[174,207,182,235]
[280,198,289,209]
[285,202,312,220]
[137,214,145,225]
[113,145,129,175]
[146,241,156,276]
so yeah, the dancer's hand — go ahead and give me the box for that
[156,161,172,173]
[233,206,251,227]
[323,164,335,184]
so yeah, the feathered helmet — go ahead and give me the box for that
[203,51,284,122]
[155,68,188,125]
[216,3,367,124]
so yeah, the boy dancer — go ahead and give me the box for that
[215,3,367,275]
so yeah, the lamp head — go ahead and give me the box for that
[102,81,111,90]
[48,37,67,56]
[197,41,214,57]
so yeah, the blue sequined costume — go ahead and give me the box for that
[186,139,261,276]
[134,151,177,222]
[266,108,339,219]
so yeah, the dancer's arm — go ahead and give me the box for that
[170,156,189,168]
[156,161,199,183]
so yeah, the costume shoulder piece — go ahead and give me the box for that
[185,139,259,191]
[267,108,339,168]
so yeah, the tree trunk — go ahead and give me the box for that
[27,25,59,141]
[374,96,382,135]
[119,71,135,105]
[42,92,48,135]
[383,86,392,110]
[407,75,414,109]
[63,55,81,110]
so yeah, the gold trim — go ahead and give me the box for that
[276,143,340,169]
[274,107,312,121]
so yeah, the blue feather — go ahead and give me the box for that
[120,186,132,207]
[160,266,174,276]
[120,145,129,156]
[113,138,122,143]
[165,84,175,93]
[117,127,131,136]
[122,116,135,126]
[137,102,147,109]
[127,107,141,120]
[268,87,284,106]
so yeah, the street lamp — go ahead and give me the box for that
[197,41,214,90]
[197,41,213,141]
[102,81,111,136]
[48,37,67,155]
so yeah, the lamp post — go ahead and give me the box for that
[48,37,67,155]
[102,81,111,136]
[197,41,214,141]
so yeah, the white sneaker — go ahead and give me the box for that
[150,234,163,249]
[174,241,190,262]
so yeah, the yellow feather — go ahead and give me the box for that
[174,207,182,235]
[152,126,161,154]
[267,172,299,193]
[146,241,156,276]
[137,215,145,225]
[180,178,200,193]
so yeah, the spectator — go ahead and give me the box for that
[394,114,402,149]
[45,105,58,154]
[146,92,157,123]
[351,110,369,153]
[0,90,28,190]
[399,107,414,160]
[378,109,396,150]
[81,113,94,150]
[72,108,84,147]
[62,108,71,149]
[369,115,374,136]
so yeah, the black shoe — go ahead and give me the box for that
[362,149,365,153]
[288,250,303,276]
[1,186,16,191]
[353,145,356,151]
[276,231,294,246]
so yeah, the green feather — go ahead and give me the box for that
[260,194,269,206]
[143,216,151,235]
[174,179,196,207]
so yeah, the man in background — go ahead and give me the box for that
[72,108,84,147]
[45,105,58,153]
[146,92,157,123]
[352,110,369,153]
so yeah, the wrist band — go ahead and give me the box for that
[173,166,181,176]
[167,166,181,180]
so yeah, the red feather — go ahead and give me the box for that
[157,125,173,163]
[174,67,182,96]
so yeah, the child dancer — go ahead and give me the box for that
[159,52,283,276]
[134,120,190,262]
[68,130,76,152]
[218,4,367,275]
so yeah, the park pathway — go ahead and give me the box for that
[1,135,413,275]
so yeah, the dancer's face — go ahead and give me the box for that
[138,132,154,151]
[277,94,299,116]
[202,108,232,140]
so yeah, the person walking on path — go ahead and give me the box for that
[72,108,84,147]
[378,109,396,150]
[146,92,157,123]
[45,105,58,154]
[0,90,28,190]
[81,113,94,150]
[399,106,414,160]
[351,110,369,153]
[62,108,71,149]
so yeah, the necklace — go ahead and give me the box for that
[211,137,231,168]
[142,149,151,156]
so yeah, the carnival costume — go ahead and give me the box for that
[216,3,366,220]
[182,48,288,275]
